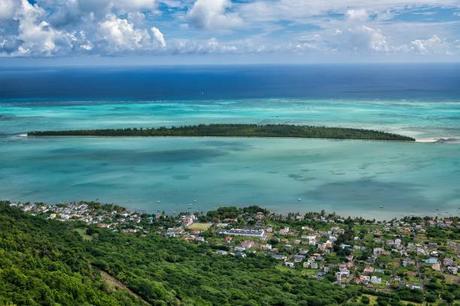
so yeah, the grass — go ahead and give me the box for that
[74,228,92,241]
[99,270,149,305]
[187,223,213,231]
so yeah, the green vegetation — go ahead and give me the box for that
[28,124,415,141]
[0,202,359,305]
[2,202,459,305]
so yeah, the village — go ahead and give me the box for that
[10,201,460,300]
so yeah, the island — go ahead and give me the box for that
[27,124,415,141]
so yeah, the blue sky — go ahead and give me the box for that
[1,0,460,64]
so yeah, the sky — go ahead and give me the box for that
[1,0,460,64]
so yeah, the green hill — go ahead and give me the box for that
[0,202,360,305]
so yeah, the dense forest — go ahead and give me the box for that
[28,124,415,141]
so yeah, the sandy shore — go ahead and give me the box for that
[416,137,459,143]
[416,138,439,143]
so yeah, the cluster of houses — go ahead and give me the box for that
[207,213,460,291]
[9,201,147,232]
[10,201,459,292]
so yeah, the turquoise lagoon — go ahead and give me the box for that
[1,99,460,218]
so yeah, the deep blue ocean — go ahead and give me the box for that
[1,64,460,102]
[1,64,459,218]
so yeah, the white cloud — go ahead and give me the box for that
[239,0,460,23]
[0,0,165,56]
[8,0,73,56]
[117,0,156,11]
[410,35,449,54]
[346,9,369,22]
[0,0,18,20]
[360,26,389,52]
[187,0,243,30]
[151,26,166,47]
[0,0,459,60]
[99,15,154,51]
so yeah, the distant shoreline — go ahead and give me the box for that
[27,124,415,141]
[3,200,457,221]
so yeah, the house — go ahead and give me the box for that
[356,275,370,285]
[336,272,344,283]
[304,260,319,269]
[298,249,309,255]
[319,240,333,251]
[363,266,374,275]
[370,276,382,285]
[416,247,427,256]
[294,255,306,263]
[224,236,233,243]
[373,248,385,257]
[255,212,265,220]
[443,258,455,267]
[235,252,246,258]
[431,263,441,271]
[166,227,183,237]
[447,266,458,274]
[279,227,290,235]
[425,257,438,265]
[284,262,295,268]
[338,264,350,277]
[303,235,317,245]
[272,254,287,261]
[402,258,415,267]
[261,243,272,250]
[234,246,246,252]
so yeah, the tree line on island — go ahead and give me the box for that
[28,124,415,141]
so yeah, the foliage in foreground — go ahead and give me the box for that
[0,203,361,305]
[2,202,458,305]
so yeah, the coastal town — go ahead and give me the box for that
[9,201,460,303]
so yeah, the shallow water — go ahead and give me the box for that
[1,135,459,218]
[2,99,460,139]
